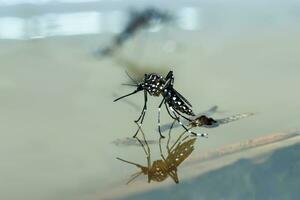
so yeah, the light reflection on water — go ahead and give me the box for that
[0,7,200,39]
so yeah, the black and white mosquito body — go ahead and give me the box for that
[114,70,206,138]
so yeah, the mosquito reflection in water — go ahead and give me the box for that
[117,123,196,184]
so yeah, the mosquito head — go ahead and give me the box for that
[141,166,149,175]
[173,175,179,184]
[137,83,144,90]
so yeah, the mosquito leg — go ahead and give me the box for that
[139,126,151,159]
[169,129,189,152]
[134,90,148,123]
[167,119,176,153]
[159,137,166,160]
[133,115,144,138]
[158,97,166,138]
[132,126,151,183]
[169,106,208,138]
[173,108,193,122]
[144,129,151,183]
[133,91,148,138]
[135,132,148,157]
[165,103,177,120]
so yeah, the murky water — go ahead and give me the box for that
[0,1,300,200]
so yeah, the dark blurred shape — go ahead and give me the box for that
[96,7,173,57]
[117,128,196,184]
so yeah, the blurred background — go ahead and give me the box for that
[1,0,300,200]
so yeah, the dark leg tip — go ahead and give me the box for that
[160,135,165,139]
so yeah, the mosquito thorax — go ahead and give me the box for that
[142,73,166,96]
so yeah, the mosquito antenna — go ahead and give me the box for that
[129,171,142,178]
[116,157,143,168]
[125,70,138,84]
[113,89,140,102]
[121,83,138,87]
[126,171,143,184]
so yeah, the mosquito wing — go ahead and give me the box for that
[172,88,193,107]
[166,138,196,167]
[215,113,254,126]
[203,113,254,128]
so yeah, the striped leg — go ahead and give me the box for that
[133,91,148,138]
[158,97,166,138]
[173,108,193,122]
[165,103,177,120]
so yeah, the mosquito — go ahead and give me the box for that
[114,70,207,138]
[162,111,254,133]
[117,125,196,184]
